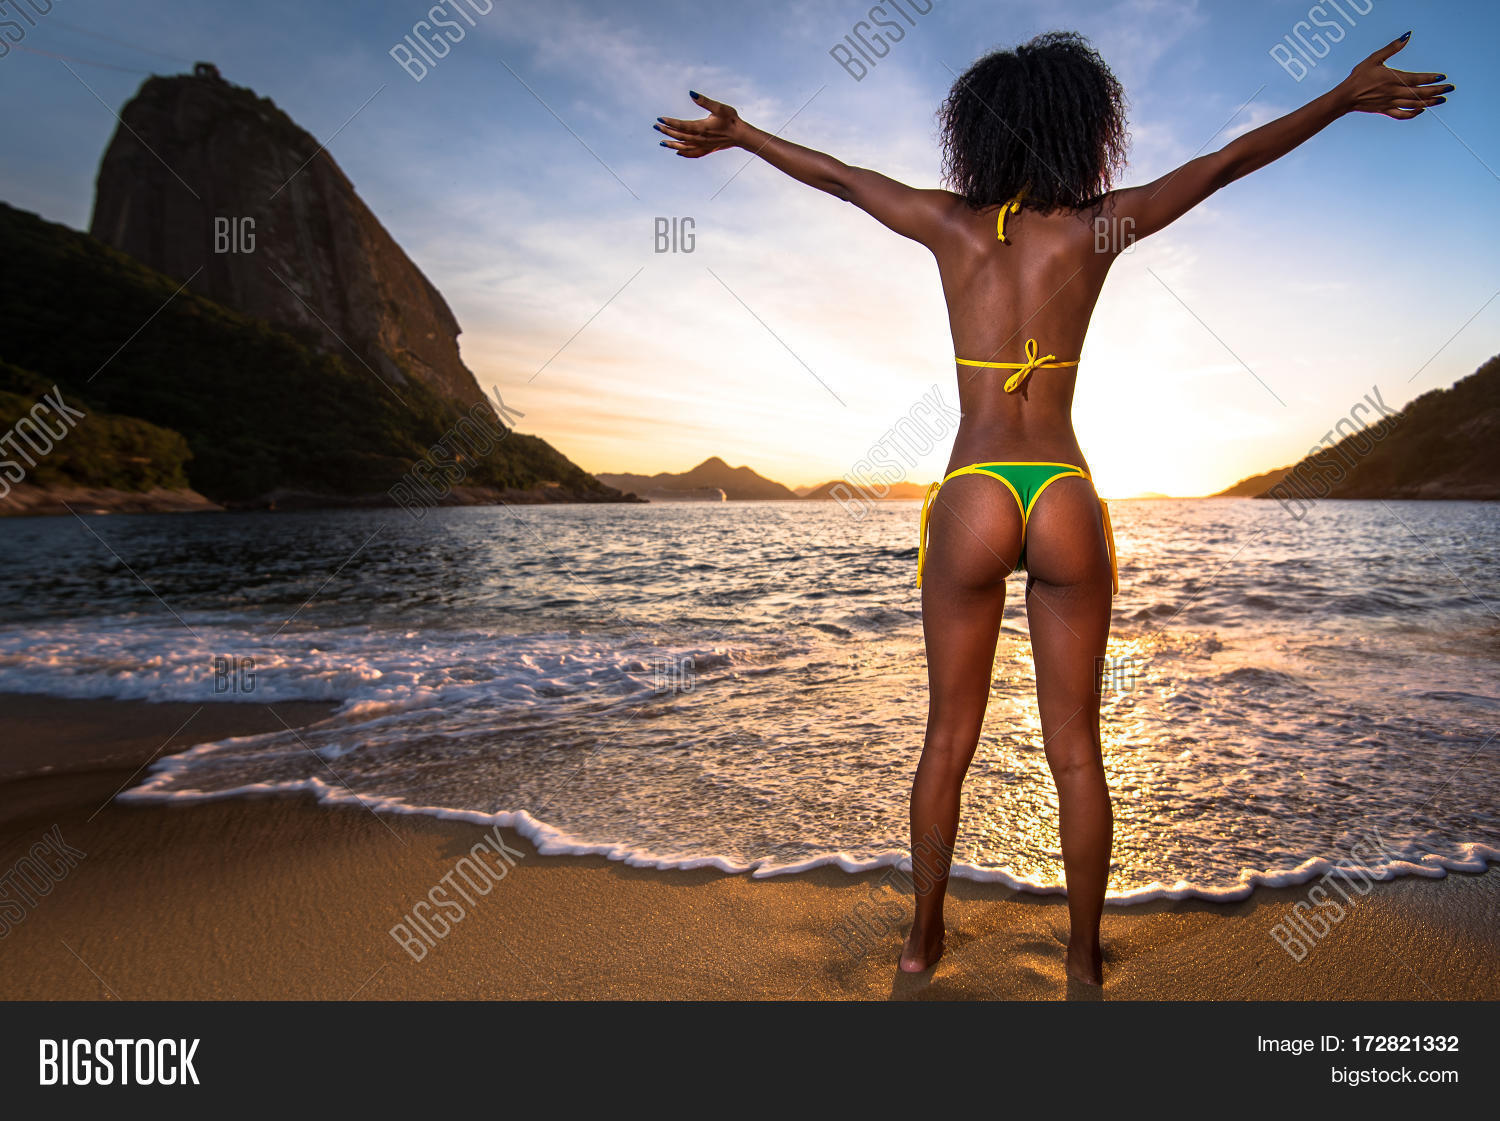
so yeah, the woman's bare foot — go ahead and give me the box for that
[899,920,945,972]
[1066,940,1103,985]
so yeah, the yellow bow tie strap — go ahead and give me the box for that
[953,337,1080,393]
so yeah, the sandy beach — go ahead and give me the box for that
[0,693,1494,1001]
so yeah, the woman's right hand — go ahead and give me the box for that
[655,92,746,157]
[1338,33,1452,119]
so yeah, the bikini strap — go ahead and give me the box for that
[952,338,1080,391]
[916,480,943,587]
[996,196,1021,242]
[1099,498,1119,596]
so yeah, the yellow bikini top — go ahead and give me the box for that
[954,195,1080,394]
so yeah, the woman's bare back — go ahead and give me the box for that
[933,199,1116,471]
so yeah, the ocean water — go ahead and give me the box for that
[1,498,1496,902]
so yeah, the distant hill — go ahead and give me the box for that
[597,457,797,500]
[1225,356,1500,502]
[802,479,930,500]
[1210,467,1293,498]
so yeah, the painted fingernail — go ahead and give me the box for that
[659,140,669,147]
[1442,84,1455,92]
[1434,96,1447,104]
[1400,30,1411,40]
[689,90,700,99]
[1435,74,1446,80]
[656,117,666,123]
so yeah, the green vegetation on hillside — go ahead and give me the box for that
[1257,357,1500,501]
[0,203,612,504]
[0,361,191,491]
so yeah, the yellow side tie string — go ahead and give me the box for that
[1098,497,1119,596]
[996,197,1021,243]
[916,480,942,587]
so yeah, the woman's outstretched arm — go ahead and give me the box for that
[656,92,963,248]
[1106,33,1451,244]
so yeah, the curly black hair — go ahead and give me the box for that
[939,31,1128,214]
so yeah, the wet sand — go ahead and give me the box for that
[1,693,1495,1000]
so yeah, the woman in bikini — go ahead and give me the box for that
[656,30,1450,985]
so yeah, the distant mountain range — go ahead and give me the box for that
[1212,355,1500,501]
[598,458,936,501]
[801,479,930,500]
[598,457,798,501]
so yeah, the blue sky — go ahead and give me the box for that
[2,0,1496,494]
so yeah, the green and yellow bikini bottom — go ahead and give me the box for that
[917,461,1118,594]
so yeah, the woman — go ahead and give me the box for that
[656,31,1450,984]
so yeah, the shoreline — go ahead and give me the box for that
[118,766,1500,910]
[1,692,1496,1000]
[0,483,222,517]
[0,486,644,518]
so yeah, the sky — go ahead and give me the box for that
[2,0,1497,496]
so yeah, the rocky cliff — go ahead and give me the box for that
[90,65,484,409]
[6,65,633,510]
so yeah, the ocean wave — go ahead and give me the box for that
[117,766,1500,905]
[0,617,756,710]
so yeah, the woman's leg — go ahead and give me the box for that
[1022,478,1115,984]
[904,476,1020,972]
